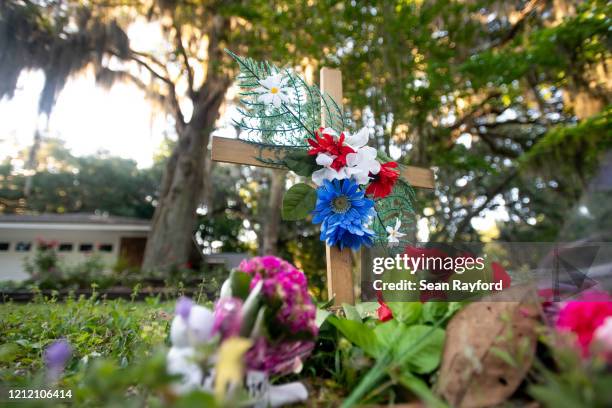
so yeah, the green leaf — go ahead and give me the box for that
[229,270,252,300]
[387,302,422,325]
[284,149,318,177]
[329,316,382,358]
[315,308,331,327]
[239,280,262,336]
[354,302,380,319]
[342,303,362,322]
[281,183,317,221]
[376,149,393,163]
[373,322,445,373]
[397,325,446,374]
[396,372,448,408]
[422,302,448,323]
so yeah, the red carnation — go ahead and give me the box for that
[366,161,399,198]
[307,127,354,171]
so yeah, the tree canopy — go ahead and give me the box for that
[0,0,610,273]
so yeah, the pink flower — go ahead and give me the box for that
[245,337,314,375]
[213,297,243,339]
[238,256,318,337]
[556,291,612,357]
[594,316,612,361]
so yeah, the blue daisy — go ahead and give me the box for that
[312,179,376,250]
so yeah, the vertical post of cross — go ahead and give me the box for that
[320,67,355,306]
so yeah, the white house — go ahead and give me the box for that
[0,213,150,281]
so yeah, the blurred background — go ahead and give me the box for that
[0,0,609,297]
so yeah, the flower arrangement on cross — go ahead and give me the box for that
[227,50,416,251]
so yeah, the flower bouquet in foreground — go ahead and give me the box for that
[166,255,317,407]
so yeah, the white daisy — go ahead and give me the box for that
[256,74,290,108]
[386,218,406,244]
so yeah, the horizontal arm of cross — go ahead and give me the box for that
[211,136,435,189]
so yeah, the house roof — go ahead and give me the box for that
[0,213,151,231]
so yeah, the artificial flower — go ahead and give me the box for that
[245,337,314,375]
[213,297,244,339]
[44,339,72,382]
[308,128,354,174]
[175,296,194,320]
[346,146,381,184]
[312,179,376,250]
[311,158,349,185]
[166,347,207,394]
[337,127,381,184]
[386,217,406,244]
[556,291,612,357]
[238,256,318,337]
[255,74,290,108]
[343,127,369,150]
[366,161,399,198]
[214,337,253,400]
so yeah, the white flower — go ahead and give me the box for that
[187,305,215,346]
[386,218,406,244]
[310,127,380,186]
[167,347,204,394]
[170,304,215,348]
[344,128,369,150]
[343,128,381,185]
[594,316,612,352]
[256,74,290,108]
[311,152,349,185]
[346,146,381,184]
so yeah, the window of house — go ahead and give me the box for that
[15,242,32,252]
[98,244,113,252]
[0,242,9,251]
[58,243,73,252]
[79,243,94,252]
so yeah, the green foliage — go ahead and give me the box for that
[281,183,317,221]
[0,296,224,407]
[372,179,417,250]
[0,139,160,218]
[522,106,612,175]
[529,340,612,408]
[320,300,461,406]
[282,149,319,177]
[0,297,172,378]
[228,50,346,151]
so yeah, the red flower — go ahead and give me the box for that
[376,291,393,322]
[307,128,354,171]
[377,301,393,322]
[492,262,511,289]
[366,161,399,198]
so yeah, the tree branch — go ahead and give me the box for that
[452,169,519,238]
[121,51,186,132]
[174,22,195,99]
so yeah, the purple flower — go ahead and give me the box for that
[44,340,72,372]
[213,297,243,339]
[245,337,315,375]
[175,296,194,320]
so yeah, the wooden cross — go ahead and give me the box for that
[211,68,434,305]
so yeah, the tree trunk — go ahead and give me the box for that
[142,81,228,271]
[261,169,286,255]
